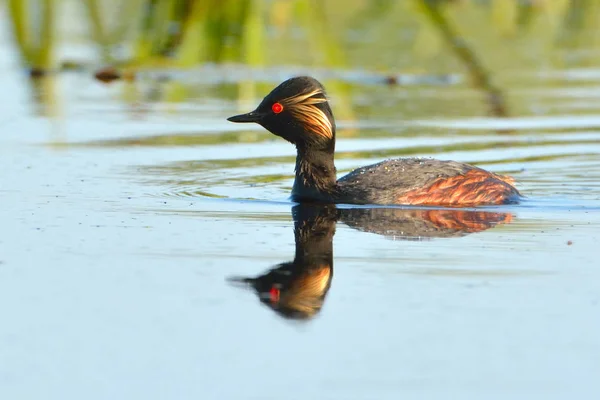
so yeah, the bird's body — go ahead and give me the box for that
[228,76,521,206]
[333,158,519,206]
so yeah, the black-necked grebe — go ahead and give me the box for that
[228,76,521,206]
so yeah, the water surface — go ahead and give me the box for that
[1,4,600,400]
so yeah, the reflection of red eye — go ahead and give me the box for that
[269,287,280,302]
[272,102,283,114]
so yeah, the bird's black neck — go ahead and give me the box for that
[292,204,337,266]
[292,146,337,203]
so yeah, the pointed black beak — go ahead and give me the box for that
[227,110,262,123]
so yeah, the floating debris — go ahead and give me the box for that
[29,68,50,78]
[94,66,136,84]
[59,60,87,72]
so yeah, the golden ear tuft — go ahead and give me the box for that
[279,266,331,317]
[281,89,333,140]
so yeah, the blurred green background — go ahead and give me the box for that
[3,0,600,120]
[6,0,600,70]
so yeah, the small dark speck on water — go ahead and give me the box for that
[29,67,49,78]
[384,75,398,85]
[567,241,573,246]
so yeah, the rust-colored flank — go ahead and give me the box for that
[396,170,517,206]
[422,209,513,232]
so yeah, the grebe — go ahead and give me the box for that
[228,76,520,206]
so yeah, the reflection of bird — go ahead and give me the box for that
[228,76,521,206]
[228,205,336,320]
[228,204,513,320]
[339,208,513,240]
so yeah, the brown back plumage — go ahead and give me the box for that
[336,158,520,206]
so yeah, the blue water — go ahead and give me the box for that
[1,7,600,400]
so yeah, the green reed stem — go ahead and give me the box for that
[38,0,55,69]
[7,0,56,70]
[242,0,264,66]
[417,0,508,118]
[176,0,207,65]
[7,0,33,64]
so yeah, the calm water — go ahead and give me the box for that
[1,6,600,400]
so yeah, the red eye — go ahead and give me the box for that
[271,102,283,114]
